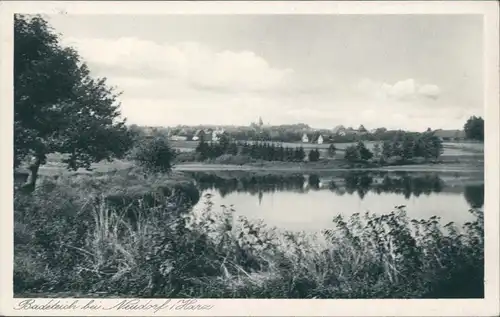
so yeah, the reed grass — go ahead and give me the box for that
[14,172,483,298]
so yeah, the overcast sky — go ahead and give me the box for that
[47,14,483,131]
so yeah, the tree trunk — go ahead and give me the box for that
[21,155,42,193]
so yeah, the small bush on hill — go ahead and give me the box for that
[131,137,176,173]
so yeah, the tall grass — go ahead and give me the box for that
[14,172,483,298]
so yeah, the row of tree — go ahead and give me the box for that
[343,131,444,164]
[193,134,332,162]
[196,136,309,162]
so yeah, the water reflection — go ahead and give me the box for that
[187,171,483,209]
[188,171,483,231]
[463,184,484,208]
[189,173,307,198]
[340,171,444,200]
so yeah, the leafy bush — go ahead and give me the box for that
[130,137,176,173]
[344,145,360,163]
[357,141,373,161]
[308,149,320,162]
[344,142,374,164]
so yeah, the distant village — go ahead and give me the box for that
[135,116,467,144]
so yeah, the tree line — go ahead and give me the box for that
[344,131,444,164]
[195,134,320,162]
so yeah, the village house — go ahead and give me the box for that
[302,133,309,143]
[310,133,324,144]
[212,128,225,142]
[317,135,324,144]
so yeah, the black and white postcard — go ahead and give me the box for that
[1,1,499,316]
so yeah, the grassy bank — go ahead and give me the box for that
[28,148,482,184]
[175,160,484,174]
[14,168,484,298]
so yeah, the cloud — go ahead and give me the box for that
[386,79,417,100]
[356,78,441,101]
[418,84,441,100]
[55,36,464,131]
[60,37,294,93]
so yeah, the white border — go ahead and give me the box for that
[1,1,498,316]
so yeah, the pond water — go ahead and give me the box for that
[189,171,484,232]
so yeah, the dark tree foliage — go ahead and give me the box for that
[195,138,310,163]
[131,137,176,173]
[375,131,443,163]
[195,133,209,161]
[327,143,337,157]
[372,142,381,158]
[308,149,320,162]
[343,142,374,164]
[463,184,484,209]
[14,15,132,190]
[344,145,361,163]
[356,141,373,161]
[464,116,484,141]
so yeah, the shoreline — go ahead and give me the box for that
[174,162,484,174]
[28,155,484,179]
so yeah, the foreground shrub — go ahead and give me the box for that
[14,176,484,298]
[130,137,176,173]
